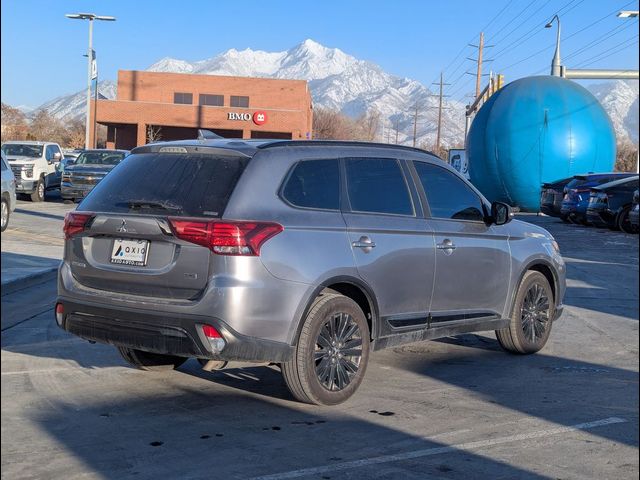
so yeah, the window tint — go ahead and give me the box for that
[282,160,339,210]
[199,94,224,106]
[80,153,248,217]
[414,162,485,221]
[230,96,249,108]
[346,158,413,216]
[174,92,193,104]
[45,146,55,160]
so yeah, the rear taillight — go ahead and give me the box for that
[168,218,283,256]
[55,303,65,326]
[63,212,95,239]
[201,324,225,353]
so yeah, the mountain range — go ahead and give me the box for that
[31,39,640,147]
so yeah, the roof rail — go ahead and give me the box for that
[257,140,440,157]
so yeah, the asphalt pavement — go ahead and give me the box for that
[1,203,638,479]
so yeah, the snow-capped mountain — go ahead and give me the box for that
[31,39,639,147]
[36,80,117,122]
[588,80,639,144]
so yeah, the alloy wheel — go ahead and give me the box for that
[1,201,7,229]
[314,312,363,391]
[521,283,550,343]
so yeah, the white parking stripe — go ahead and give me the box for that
[251,417,627,480]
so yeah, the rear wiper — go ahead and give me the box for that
[125,200,183,212]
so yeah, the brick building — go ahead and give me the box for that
[91,70,313,149]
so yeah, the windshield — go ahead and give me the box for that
[75,151,126,166]
[1,144,43,158]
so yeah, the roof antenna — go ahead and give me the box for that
[197,129,223,140]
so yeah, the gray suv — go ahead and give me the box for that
[56,140,566,405]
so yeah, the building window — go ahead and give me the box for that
[174,92,193,104]
[230,96,249,108]
[199,94,224,106]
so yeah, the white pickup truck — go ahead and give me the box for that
[1,141,63,202]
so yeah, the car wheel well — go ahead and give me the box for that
[527,264,556,302]
[322,283,373,339]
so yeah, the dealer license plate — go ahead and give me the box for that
[110,239,149,266]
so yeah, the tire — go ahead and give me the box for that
[617,207,636,234]
[1,198,9,232]
[282,292,370,405]
[496,271,554,354]
[30,176,45,202]
[117,347,188,371]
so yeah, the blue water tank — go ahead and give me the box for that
[467,76,616,212]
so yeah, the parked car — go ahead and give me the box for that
[561,172,636,224]
[1,141,63,201]
[1,151,17,232]
[630,189,639,231]
[61,149,129,202]
[56,139,566,405]
[586,176,639,233]
[540,176,573,219]
[48,150,83,192]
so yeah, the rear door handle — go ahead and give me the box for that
[352,236,376,249]
[436,239,456,252]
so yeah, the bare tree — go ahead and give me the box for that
[615,140,639,172]
[146,125,162,143]
[1,103,28,142]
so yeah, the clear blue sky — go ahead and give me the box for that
[1,0,638,108]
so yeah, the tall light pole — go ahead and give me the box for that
[617,10,640,173]
[65,13,115,149]
[545,15,562,76]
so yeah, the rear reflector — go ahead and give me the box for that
[55,303,64,326]
[63,212,95,239]
[201,324,225,353]
[168,218,283,256]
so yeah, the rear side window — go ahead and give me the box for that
[282,159,340,210]
[345,158,413,216]
[414,162,485,221]
[79,153,248,217]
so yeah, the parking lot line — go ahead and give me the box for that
[251,417,627,480]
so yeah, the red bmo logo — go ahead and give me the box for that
[253,111,267,125]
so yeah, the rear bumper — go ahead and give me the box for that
[586,207,614,227]
[540,205,560,217]
[56,297,294,363]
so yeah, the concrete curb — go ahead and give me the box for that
[1,267,58,297]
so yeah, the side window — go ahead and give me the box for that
[345,158,413,216]
[45,145,54,160]
[282,159,340,210]
[414,162,485,221]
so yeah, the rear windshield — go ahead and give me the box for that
[79,152,249,217]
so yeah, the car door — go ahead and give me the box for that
[341,156,436,331]
[411,160,511,322]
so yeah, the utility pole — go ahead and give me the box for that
[412,103,418,147]
[394,117,399,144]
[433,72,450,152]
[475,32,484,98]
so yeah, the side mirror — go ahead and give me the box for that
[53,152,62,161]
[491,201,513,225]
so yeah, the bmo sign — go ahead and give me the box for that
[227,111,268,125]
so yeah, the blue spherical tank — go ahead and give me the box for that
[467,76,616,212]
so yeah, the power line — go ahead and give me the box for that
[564,18,638,61]
[572,35,639,68]
[488,0,552,48]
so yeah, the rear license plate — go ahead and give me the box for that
[110,239,149,266]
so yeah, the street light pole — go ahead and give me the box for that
[545,15,562,76]
[617,10,640,173]
[65,13,115,149]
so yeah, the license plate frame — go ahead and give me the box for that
[110,239,150,266]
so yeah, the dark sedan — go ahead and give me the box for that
[540,176,573,219]
[586,175,639,233]
[61,149,128,202]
